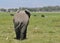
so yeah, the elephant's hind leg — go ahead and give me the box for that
[14,23,21,40]
[20,25,27,40]
[16,28,20,40]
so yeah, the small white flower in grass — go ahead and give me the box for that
[35,27,38,29]
[6,37,8,40]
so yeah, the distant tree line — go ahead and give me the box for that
[0,8,18,12]
[0,6,60,12]
[19,6,60,12]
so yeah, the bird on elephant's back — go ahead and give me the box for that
[13,9,31,40]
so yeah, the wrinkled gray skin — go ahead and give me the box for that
[13,10,31,40]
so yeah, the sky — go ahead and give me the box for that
[0,0,60,8]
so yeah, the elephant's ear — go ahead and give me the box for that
[25,9,31,18]
[16,10,20,13]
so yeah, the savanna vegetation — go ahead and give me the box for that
[0,12,60,43]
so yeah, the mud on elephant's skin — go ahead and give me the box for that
[13,9,31,40]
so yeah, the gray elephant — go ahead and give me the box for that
[13,9,31,40]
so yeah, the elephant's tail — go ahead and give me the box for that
[15,23,20,29]
[15,22,23,29]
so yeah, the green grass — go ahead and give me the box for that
[0,12,60,43]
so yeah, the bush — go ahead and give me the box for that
[34,15,36,16]
[41,15,45,17]
[10,14,14,16]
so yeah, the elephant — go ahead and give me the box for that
[13,9,31,40]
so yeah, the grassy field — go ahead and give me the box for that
[0,12,60,43]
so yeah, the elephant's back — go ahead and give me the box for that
[13,11,29,24]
